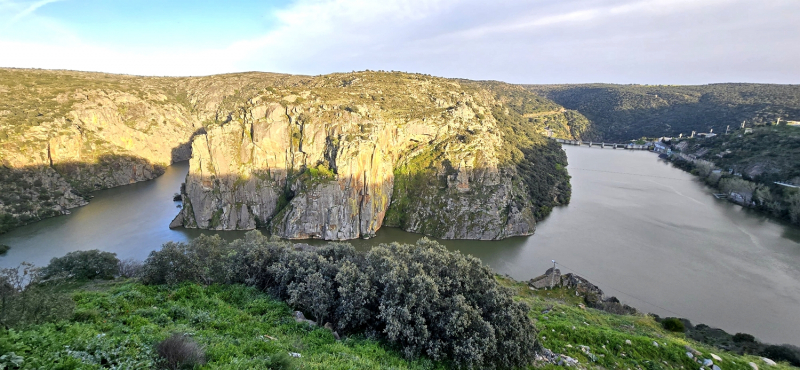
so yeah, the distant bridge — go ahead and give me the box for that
[554,138,651,150]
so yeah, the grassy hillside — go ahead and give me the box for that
[2,282,436,369]
[5,280,795,370]
[3,234,798,369]
[528,83,800,141]
[500,278,798,370]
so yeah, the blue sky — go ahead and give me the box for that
[0,0,798,84]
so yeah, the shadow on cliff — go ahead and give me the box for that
[171,127,206,163]
[0,154,167,234]
[175,161,546,241]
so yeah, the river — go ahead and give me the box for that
[1,146,799,345]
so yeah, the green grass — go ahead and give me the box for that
[2,278,796,369]
[497,277,796,370]
[2,281,440,369]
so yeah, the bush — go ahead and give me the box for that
[761,344,800,367]
[0,263,74,327]
[661,317,685,332]
[141,231,538,369]
[118,258,144,278]
[733,332,756,343]
[0,244,8,255]
[41,250,119,280]
[266,352,295,370]
[141,235,230,285]
[156,333,206,370]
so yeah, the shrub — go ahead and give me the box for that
[118,258,144,278]
[141,235,230,285]
[733,332,756,343]
[156,333,206,370]
[0,263,74,327]
[761,344,800,367]
[661,317,685,332]
[266,352,295,370]
[0,244,8,255]
[41,250,119,280]
[141,231,538,369]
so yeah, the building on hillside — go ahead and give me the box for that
[744,128,753,134]
[697,132,717,138]
[653,141,670,154]
[787,121,800,127]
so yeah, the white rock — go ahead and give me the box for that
[686,352,694,359]
[713,365,721,370]
[748,362,759,370]
[289,352,301,358]
[653,341,659,347]
[762,357,777,366]
[625,339,632,345]
[703,359,714,366]
[710,353,722,362]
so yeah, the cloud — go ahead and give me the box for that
[2,0,62,29]
[0,0,798,83]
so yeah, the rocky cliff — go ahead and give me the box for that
[0,68,202,233]
[173,72,575,240]
[1,69,578,239]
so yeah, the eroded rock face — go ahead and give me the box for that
[0,69,201,231]
[1,69,574,238]
[175,74,560,240]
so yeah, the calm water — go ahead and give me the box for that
[1,147,799,345]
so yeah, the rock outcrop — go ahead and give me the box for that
[175,72,574,240]
[529,268,637,315]
[0,68,201,232]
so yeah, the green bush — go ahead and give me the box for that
[41,249,119,280]
[661,317,685,332]
[733,332,756,343]
[141,235,230,285]
[156,333,206,370]
[0,263,74,327]
[761,345,800,367]
[0,244,9,255]
[141,231,538,369]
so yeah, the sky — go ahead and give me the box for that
[0,0,798,84]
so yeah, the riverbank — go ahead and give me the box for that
[525,268,800,368]
[660,126,800,227]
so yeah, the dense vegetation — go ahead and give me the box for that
[3,235,799,369]
[529,83,800,141]
[1,233,537,369]
[668,125,800,225]
[492,107,571,219]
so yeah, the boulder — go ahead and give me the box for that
[293,311,317,326]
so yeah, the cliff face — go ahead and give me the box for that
[0,69,201,232]
[175,72,574,240]
[1,69,575,240]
